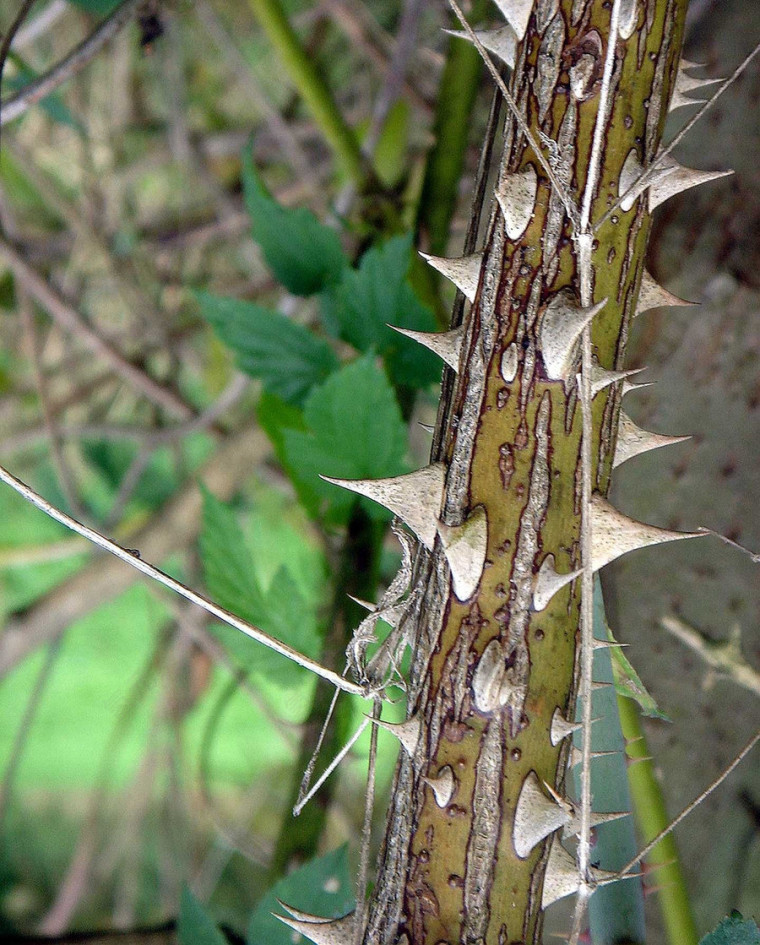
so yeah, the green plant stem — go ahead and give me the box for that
[617,693,699,945]
[245,0,365,184]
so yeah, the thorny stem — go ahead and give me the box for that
[0,463,365,696]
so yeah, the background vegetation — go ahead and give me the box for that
[0,0,757,941]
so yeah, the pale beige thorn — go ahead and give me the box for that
[444,25,518,68]
[669,63,722,112]
[635,270,695,316]
[550,708,582,746]
[389,324,465,373]
[438,506,488,601]
[568,745,618,768]
[533,554,582,612]
[540,291,607,380]
[679,58,706,72]
[320,463,445,551]
[514,771,573,859]
[495,164,539,240]
[348,594,375,612]
[542,840,582,908]
[371,713,422,758]
[590,494,704,572]
[621,378,654,398]
[472,638,506,713]
[424,764,456,808]
[613,411,691,469]
[649,157,733,212]
[618,0,638,39]
[417,421,435,434]
[419,251,482,303]
[274,907,356,945]
[565,806,630,839]
[491,0,533,39]
[592,638,629,651]
[591,365,644,397]
[618,149,648,212]
[590,680,613,692]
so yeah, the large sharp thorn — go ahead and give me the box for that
[590,495,704,572]
[348,595,374,612]
[370,713,422,758]
[491,0,533,40]
[648,156,733,212]
[591,365,644,397]
[539,291,607,381]
[613,411,691,469]
[495,164,539,240]
[533,554,582,612]
[568,745,619,769]
[423,765,456,808]
[622,378,654,398]
[274,906,356,945]
[444,25,518,68]
[438,506,488,601]
[513,771,573,858]
[542,840,582,908]
[389,324,465,373]
[550,708,582,746]
[635,270,696,317]
[321,464,445,551]
[419,251,483,302]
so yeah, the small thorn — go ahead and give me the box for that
[424,765,456,807]
[438,506,488,601]
[648,156,733,212]
[590,494,704,572]
[613,411,691,469]
[491,0,533,39]
[533,554,581,611]
[274,906,356,945]
[550,709,582,746]
[444,25,518,68]
[539,291,607,381]
[348,595,375,612]
[621,378,654,398]
[568,745,619,769]
[419,251,482,303]
[389,324,465,373]
[669,61,722,113]
[590,364,644,397]
[592,638,629,651]
[513,771,573,858]
[625,753,654,767]
[417,421,435,434]
[370,713,422,758]
[321,463,445,551]
[635,270,695,316]
[495,164,539,240]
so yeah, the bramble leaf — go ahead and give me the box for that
[281,355,408,522]
[699,913,760,945]
[320,234,441,389]
[199,489,321,681]
[243,153,347,296]
[196,291,338,406]
[178,887,228,945]
[247,846,354,945]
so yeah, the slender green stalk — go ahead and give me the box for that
[617,694,699,945]
[245,0,365,183]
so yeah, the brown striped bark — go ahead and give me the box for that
[364,1,688,942]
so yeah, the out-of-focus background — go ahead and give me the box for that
[0,0,757,942]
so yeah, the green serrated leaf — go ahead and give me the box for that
[280,355,408,522]
[242,152,347,296]
[247,846,354,945]
[608,623,669,721]
[320,234,441,389]
[699,913,760,945]
[178,887,228,945]
[199,489,321,682]
[195,291,338,406]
